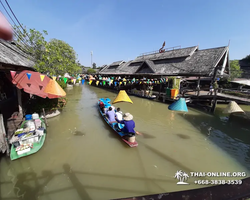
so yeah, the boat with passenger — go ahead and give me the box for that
[98,98,138,147]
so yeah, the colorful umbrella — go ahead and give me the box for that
[223,101,244,114]
[44,79,66,98]
[12,70,60,99]
[113,90,133,104]
[168,98,188,112]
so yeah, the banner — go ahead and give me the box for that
[103,81,106,86]
[119,82,122,85]
[96,81,99,86]
[73,79,76,84]
[81,79,85,85]
[63,77,68,83]
[40,75,45,82]
[111,80,113,84]
[124,82,126,86]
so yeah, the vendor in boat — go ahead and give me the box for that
[105,107,116,124]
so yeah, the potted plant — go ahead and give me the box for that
[28,97,68,119]
[67,79,73,88]
[75,79,80,86]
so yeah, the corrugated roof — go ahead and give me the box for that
[99,46,229,76]
[0,40,35,68]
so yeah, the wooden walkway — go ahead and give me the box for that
[153,90,250,105]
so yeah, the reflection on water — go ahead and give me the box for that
[0,85,250,200]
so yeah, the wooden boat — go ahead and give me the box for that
[98,99,138,147]
[10,118,47,160]
[127,90,156,100]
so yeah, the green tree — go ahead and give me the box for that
[229,60,242,81]
[87,68,96,74]
[13,25,81,76]
[92,62,97,69]
[39,39,81,75]
[242,55,250,63]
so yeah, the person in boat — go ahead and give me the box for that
[115,108,123,121]
[115,113,140,142]
[99,101,105,113]
[105,106,117,124]
[148,83,154,97]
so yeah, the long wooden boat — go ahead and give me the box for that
[10,118,47,160]
[98,99,138,147]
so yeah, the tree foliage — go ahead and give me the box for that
[87,68,96,74]
[242,55,250,63]
[14,25,81,76]
[229,60,242,81]
[92,62,97,69]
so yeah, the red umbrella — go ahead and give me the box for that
[12,70,60,99]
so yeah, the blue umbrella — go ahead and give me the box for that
[168,98,188,112]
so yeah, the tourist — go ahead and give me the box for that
[115,113,140,142]
[99,101,105,113]
[115,108,123,121]
[208,84,214,95]
[105,107,116,124]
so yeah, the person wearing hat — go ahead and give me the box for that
[115,113,139,142]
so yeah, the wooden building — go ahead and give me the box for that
[98,45,230,80]
[0,39,35,154]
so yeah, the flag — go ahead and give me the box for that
[26,73,31,80]
[40,75,45,82]
[10,71,16,79]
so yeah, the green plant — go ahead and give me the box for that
[67,79,73,85]
[57,79,67,89]
[30,97,68,113]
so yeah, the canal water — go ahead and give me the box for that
[0,84,250,200]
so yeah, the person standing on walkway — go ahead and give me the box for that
[213,80,219,95]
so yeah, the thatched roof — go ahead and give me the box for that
[99,45,230,77]
[0,40,35,70]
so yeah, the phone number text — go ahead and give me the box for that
[194,179,242,185]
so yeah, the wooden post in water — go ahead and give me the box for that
[210,68,218,113]
[42,108,49,127]
[197,77,201,96]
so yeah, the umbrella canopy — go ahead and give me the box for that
[223,101,244,114]
[44,79,66,98]
[168,98,188,112]
[113,90,133,104]
[12,70,59,99]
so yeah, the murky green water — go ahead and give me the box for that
[1,85,250,200]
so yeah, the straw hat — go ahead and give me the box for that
[123,113,133,121]
[223,101,244,114]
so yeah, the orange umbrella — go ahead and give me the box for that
[44,79,66,98]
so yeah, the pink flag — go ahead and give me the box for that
[10,71,16,78]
